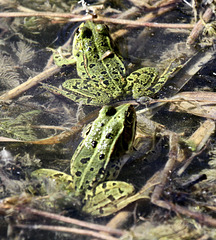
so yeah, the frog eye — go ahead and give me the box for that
[80,26,93,38]
[96,24,109,35]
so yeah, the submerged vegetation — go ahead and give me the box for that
[0,0,216,239]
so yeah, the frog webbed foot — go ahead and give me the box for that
[52,47,76,67]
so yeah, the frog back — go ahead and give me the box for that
[70,104,136,195]
[72,21,126,92]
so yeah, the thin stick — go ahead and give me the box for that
[23,208,125,236]
[94,17,194,28]
[0,12,194,29]
[0,66,60,100]
[0,12,90,19]
[187,7,213,45]
[15,224,119,240]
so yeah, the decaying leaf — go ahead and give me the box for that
[169,92,216,119]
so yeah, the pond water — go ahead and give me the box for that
[0,0,216,239]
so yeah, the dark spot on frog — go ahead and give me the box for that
[89,63,95,68]
[115,166,120,171]
[75,171,82,177]
[54,173,64,177]
[112,182,116,186]
[99,168,105,174]
[101,71,107,75]
[132,72,141,77]
[68,85,76,91]
[94,54,99,59]
[99,208,104,214]
[103,80,109,86]
[90,167,94,171]
[102,183,107,188]
[101,123,105,127]
[127,77,133,82]
[108,195,115,201]
[119,188,124,194]
[91,75,96,78]
[99,154,105,160]
[85,180,89,184]
[106,133,112,139]
[76,53,80,58]
[114,78,119,82]
[91,140,97,148]
[80,61,84,66]
[112,172,117,178]
[80,157,90,164]
[87,186,93,190]
[106,106,116,116]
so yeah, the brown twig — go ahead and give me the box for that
[151,132,179,210]
[169,203,216,227]
[0,11,194,29]
[22,208,125,236]
[187,7,213,45]
[0,65,60,101]
[15,224,119,240]
[94,17,194,28]
[0,12,89,19]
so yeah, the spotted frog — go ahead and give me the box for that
[44,21,178,105]
[32,104,137,216]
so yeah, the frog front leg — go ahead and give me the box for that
[31,168,74,193]
[83,181,135,217]
[126,67,159,99]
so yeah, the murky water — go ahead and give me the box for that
[0,0,216,239]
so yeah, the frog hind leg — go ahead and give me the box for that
[63,79,113,105]
[82,181,135,217]
[32,168,74,193]
[41,80,112,106]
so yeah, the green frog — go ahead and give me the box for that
[44,21,178,105]
[32,104,137,216]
